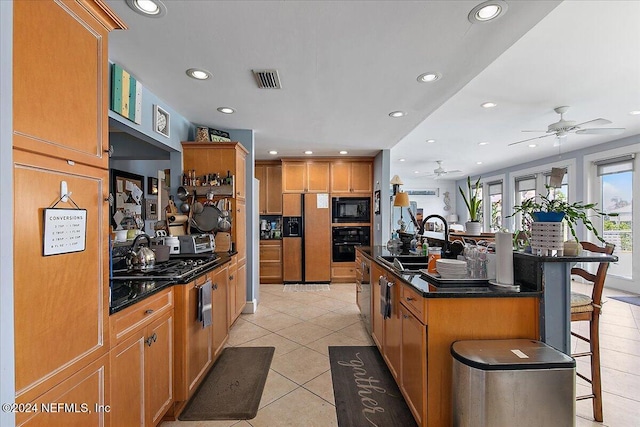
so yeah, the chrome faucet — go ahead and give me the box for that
[419,214,453,259]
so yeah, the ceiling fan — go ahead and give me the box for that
[426,161,461,179]
[508,106,625,146]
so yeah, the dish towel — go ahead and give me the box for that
[379,276,393,319]
[200,281,213,328]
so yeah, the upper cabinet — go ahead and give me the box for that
[330,161,372,194]
[282,160,330,193]
[255,162,282,214]
[181,142,248,200]
[13,0,126,170]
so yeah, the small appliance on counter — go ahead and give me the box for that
[178,234,215,254]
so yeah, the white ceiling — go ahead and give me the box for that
[106,1,640,188]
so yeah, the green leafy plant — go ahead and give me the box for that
[509,185,607,243]
[459,176,482,222]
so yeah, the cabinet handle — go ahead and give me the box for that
[144,309,154,315]
[237,191,241,195]
[145,336,153,347]
[104,145,114,157]
[403,315,410,319]
[229,275,234,280]
[104,193,114,206]
[406,297,416,302]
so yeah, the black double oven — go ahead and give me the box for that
[331,197,371,263]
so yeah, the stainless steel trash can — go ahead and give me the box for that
[451,339,575,427]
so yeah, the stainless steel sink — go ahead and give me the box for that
[377,255,429,273]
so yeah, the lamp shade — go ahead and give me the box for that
[393,191,410,207]
[390,175,404,185]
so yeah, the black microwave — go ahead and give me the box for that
[331,197,370,223]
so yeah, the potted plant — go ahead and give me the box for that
[459,176,482,234]
[510,186,607,244]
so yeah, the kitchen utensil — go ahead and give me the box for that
[191,205,221,233]
[180,201,190,213]
[155,230,167,238]
[177,186,190,201]
[167,198,178,214]
[126,234,156,271]
[193,200,204,215]
[215,232,231,252]
[151,244,171,262]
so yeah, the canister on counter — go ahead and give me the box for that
[427,247,441,273]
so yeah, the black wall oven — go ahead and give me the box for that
[331,197,370,223]
[332,226,370,262]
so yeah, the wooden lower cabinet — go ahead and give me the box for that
[400,305,427,426]
[330,262,356,283]
[370,263,384,349]
[227,255,246,326]
[110,298,174,427]
[260,240,283,283]
[236,262,247,317]
[382,276,402,382]
[16,354,110,427]
[211,266,229,356]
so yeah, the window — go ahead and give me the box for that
[487,181,503,232]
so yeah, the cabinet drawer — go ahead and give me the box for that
[400,284,427,324]
[260,263,282,278]
[111,288,173,344]
[260,243,282,261]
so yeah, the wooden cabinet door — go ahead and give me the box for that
[255,165,267,213]
[13,0,123,170]
[186,276,213,396]
[236,200,247,265]
[227,256,238,326]
[330,162,351,193]
[282,161,306,193]
[383,277,402,381]
[110,332,145,427]
[13,150,110,402]
[236,262,247,317]
[265,165,283,214]
[260,241,283,283]
[235,147,247,200]
[303,193,331,281]
[282,237,303,282]
[370,264,384,349]
[401,306,427,426]
[282,193,302,216]
[307,162,331,192]
[211,266,229,356]
[350,162,373,193]
[145,311,174,427]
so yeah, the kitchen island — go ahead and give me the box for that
[357,246,541,427]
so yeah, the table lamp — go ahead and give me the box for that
[394,191,410,231]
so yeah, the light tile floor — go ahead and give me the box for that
[161,282,639,427]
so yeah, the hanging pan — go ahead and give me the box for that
[191,205,221,233]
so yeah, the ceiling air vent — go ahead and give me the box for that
[252,69,282,89]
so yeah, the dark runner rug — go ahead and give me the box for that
[329,346,418,427]
[609,295,640,307]
[179,346,275,421]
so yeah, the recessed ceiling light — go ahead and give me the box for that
[389,111,406,118]
[468,1,508,23]
[630,110,640,115]
[304,150,313,155]
[339,150,348,155]
[528,144,537,148]
[217,107,235,114]
[269,150,278,155]
[426,139,436,143]
[399,158,406,162]
[126,0,166,17]
[186,68,210,80]
[481,102,497,108]
[417,72,441,83]
[476,161,483,165]
[478,141,489,146]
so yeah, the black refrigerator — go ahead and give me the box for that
[282,193,331,283]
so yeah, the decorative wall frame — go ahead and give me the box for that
[145,199,158,221]
[110,169,144,229]
[374,190,381,215]
[147,177,158,195]
[154,104,170,138]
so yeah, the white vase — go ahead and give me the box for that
[465,221,482,235]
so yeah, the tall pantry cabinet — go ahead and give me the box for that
[181,142,248,325]
[12,1,125,426]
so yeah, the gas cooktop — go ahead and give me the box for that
[111,254,219,282]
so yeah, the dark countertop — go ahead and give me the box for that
[513,250,618,263]
[109,252,235,314]
[358,246,541,298]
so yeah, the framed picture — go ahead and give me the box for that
[147,177,158,195]
[110,169,145,229]
[145,199,158,221]
[374,190,381,215]
[154,104,170,138]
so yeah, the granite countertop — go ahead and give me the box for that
[513,250,618,263]
[110,252,234,314]
[358,246,541,298]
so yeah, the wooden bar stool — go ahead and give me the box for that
[570,241,615,422]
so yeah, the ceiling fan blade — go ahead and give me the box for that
[521,130,548,133]
[575,118,612,127]
[508,133,554,146]
[575,127,625,135]
[448,169,462,173]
